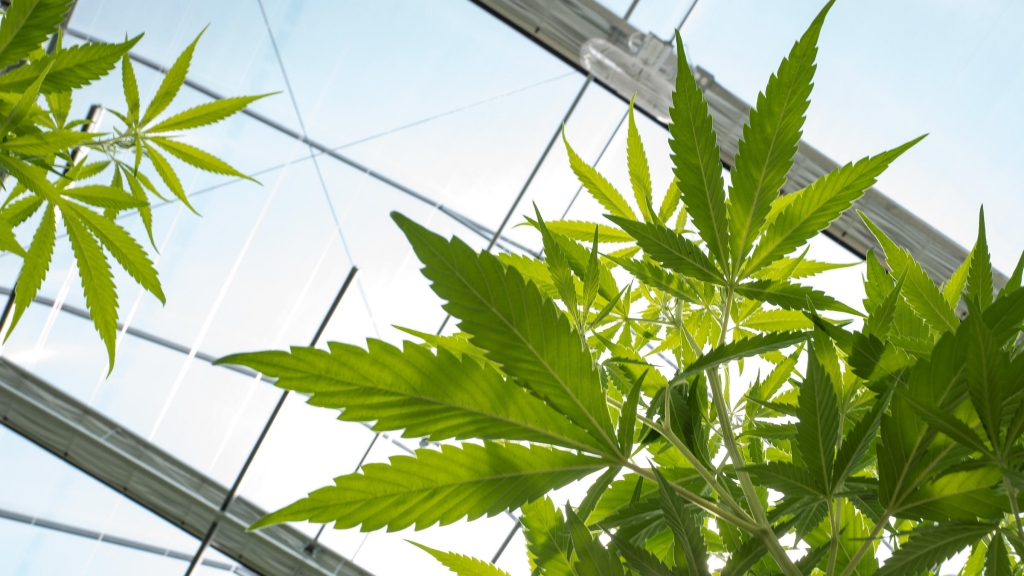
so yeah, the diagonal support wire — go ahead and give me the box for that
[435,74,592,336]
[62,28,547,260]
[183,267,359,575]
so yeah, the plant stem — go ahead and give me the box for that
[1003,475,1024,542]
[709,286,765,519]
[622,461,760,534]
[607,395,750,521]
[826,496,841,576]
[838,514,888,576]
[624,317,675,325]
[637,411,750,520]
[707,284,801,576]
[760,528,801,576]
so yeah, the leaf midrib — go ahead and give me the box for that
[733,48,813,264]
[416,233,618,455]
[298,368,599,453]
[676,75,726,266]
[632,223,720,284]
[313,461,606,504]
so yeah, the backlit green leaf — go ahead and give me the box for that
[216,341,600,451]
[143,140,196,213]
[64,202,164,303]
[743,462,824,497]
[966,208,993,310]
[744,136,923,277]
[149,136,252,180]
[5,202,55,338]
[653,468,709,576]
[566,507,624,576]
[626,97,654,222]
[521,497,573,576]
[63,206,118,370]
[0,0,72,69]
[121,53,140,122]
[795,345,839,494]
[658,178,681,224]
[146,94,270,133]
[564,128,634,220]
[728,1,829,263]
[898,467,1004,522]
[608,532,674,576]
[63,184,148,210]
[861,212,959,334]
[141,30,204,126]
[250,443,608,532]
[605,255,698,304]
[537,220,635,243]
[0,129,94,156]
[874,521,993,576]
[984,534,1011,576]
[669,33,729,269]
[735,279,861,316]
[606,215,724,285]
[676,331,808,380]
[0,35,140,94]
[942,249,972,308]
[395,212,619,454]
[410,543,511,576]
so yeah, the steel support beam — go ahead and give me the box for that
[0,507,253,574]
[0,359,373,576]
[469,0,999,287]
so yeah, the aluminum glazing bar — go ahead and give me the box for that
[0,359,374,576]
[468,0,996,287]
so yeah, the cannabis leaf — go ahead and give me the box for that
[411,543,511,576]
[216,340,599,451]
[728,0,829,265]
[394,213,619,455]
[874,522,995,576]
[249,443,608,531]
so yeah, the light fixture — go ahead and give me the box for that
[581,31,711,123]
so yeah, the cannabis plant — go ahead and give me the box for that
[0,0,265,369]
[222,2,1024,574]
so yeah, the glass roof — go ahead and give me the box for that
[0,0,1020,574]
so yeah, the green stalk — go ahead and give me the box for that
[839,439,958,576]
[1002,476,1024,543]
[708,284,801,576]
[837,515,887,576]
[607,395,750,521]
[622,461,760,534]
[638,411,749,520]
[826,497,841,576]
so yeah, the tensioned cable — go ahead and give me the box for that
[183,266,359,575]
[0,507,249,574]
[0,66,570,263]
[677,0,701,31]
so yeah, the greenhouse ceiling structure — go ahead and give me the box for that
[0,0,1019,574]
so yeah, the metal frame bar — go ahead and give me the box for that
[467,0,999,286]
[0,358,373,576]
[185,267,359,573]
[0,507,252,574]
